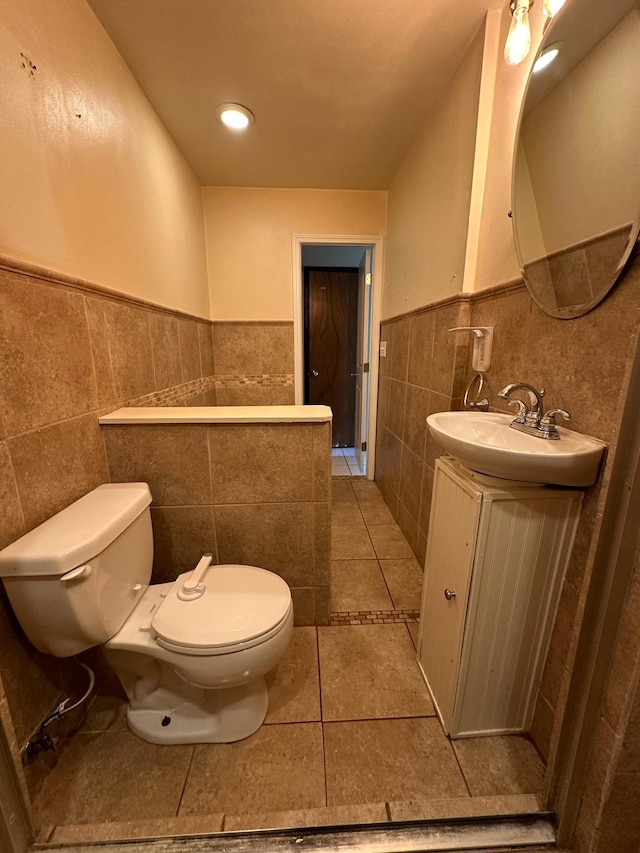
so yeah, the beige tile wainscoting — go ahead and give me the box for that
[0,258,296,812]
[212,322,295,405]
[374,254,640,848]
[32,481,544,843]
[100,413,331,627]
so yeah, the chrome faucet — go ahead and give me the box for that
[497,383,570,440]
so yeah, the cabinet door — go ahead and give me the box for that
[418,461,481,732]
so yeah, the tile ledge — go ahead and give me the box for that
[99,405,333,425]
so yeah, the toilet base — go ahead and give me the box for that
[125,677,269,744]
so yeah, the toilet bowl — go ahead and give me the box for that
[104,566,293,743]
[0,483,293,744]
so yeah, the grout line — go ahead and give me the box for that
[315,627,324,723]
[404,620,418,652]
[175,745,197,817]
[316,628,329,808]
[322,713,436,724]
[377,558,397,609]
[450,740,473,798]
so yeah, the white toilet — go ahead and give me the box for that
[0,483,293,744]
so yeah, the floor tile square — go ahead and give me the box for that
[359,500,396,525]
[224,802,388,831]
[50,815,224,843]
[324,718,468,805]
[368,524,415,559]
[318,624,433,720]
[331,460,351,476]
[332,480,356,503]
[388,793,540,822]
[33,732,193,825]
[380,558,424,609]
[330,560,393,612]
[352,481,384,502]
[331,525,375,559]
[331,501,364,527]
[178,723,326,815]
[452,735,545,797]
[265,627,320,724]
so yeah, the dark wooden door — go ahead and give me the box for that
[304,268,358,447]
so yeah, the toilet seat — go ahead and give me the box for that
[150,564,291,657]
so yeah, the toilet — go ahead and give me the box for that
[0,483,293,744]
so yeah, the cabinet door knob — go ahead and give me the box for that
[444,588,456,601]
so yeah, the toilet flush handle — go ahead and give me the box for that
[60,564,92,584]
[178,553,213,601]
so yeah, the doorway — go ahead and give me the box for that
[304,266,358,449]
[293,237,381,479]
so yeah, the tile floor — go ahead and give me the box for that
[331,446,365,477]
[33,479,545,844]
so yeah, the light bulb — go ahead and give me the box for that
[533,46,559,72]
[215,103,254,130]
[543,0,567,17]
[504,0,532,66]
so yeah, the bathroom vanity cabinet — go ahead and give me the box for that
[418,456,582,738]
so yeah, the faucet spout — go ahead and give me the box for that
[498,383,545,416]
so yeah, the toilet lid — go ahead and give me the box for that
[151,564,291,651]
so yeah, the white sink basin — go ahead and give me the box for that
[427,411,606,487]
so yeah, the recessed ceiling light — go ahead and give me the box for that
[533,45,560,73]
[215,103,254,130]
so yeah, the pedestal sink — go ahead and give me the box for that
[427,411,606,487]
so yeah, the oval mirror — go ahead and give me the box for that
[512,0,640,318]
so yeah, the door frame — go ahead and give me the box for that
[292,234,384,480]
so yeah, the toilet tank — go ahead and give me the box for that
[0,483,153,657]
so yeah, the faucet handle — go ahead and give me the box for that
[541,408,570,426]
[539,408,570,439]
[507,399,527,423]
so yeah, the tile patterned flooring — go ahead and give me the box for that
[331,446,365,477]
[33,478,545,844]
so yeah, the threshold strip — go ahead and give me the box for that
[34,812,557,853]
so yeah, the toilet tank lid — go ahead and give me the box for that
[0,483,152,578]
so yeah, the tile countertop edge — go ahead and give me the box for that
[98,405,334,425]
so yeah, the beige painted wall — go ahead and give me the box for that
[472,5,546,290]
[0,0,209,317]
[382,24,484,319]
[203,188,387,320]
[518,11,640,259]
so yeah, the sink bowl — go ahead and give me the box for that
[427,411,606,487]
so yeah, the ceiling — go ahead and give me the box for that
[87,0,500,190]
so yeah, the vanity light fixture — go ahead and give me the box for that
[543,0,567,17]
[215,103,254,130]
[533,43,560,72]
[504,0,533,66]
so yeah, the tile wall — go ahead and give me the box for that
[375,255,640,790]
[0,259,296,807]
[212,322,295,405]
[524,225,633,314]
[102,422,331,627]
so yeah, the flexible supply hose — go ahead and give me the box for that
[23,660,96,764]
[41,660,95,729]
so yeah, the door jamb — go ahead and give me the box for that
[292,235,384,480]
